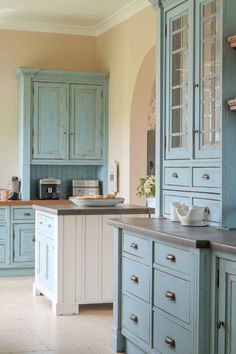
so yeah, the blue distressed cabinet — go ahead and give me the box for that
[0,206,35,276]
[150,0,236,228]
[16,68,109,199]
[112,228,211,354]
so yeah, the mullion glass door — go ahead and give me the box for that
[165,3,192,160]
[195,0,221,158]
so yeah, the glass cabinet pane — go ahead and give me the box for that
[169,13,189,150]
[200,0,221,150]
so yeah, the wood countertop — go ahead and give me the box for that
[108,217,236,255]
[0,199,71,206]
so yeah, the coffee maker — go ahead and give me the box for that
[8,176,21,200]
[39,178,61,199]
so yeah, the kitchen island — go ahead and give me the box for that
[32,203,151,315]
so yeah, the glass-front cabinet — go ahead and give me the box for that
[151,0,236,228]
[166,0,221,160]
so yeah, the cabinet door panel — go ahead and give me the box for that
[45,237,54,291]
[0,243,8,265]
[218,259,236,354]
[70,84,102,160]
[13,224,35,263]
[165,2,193,160]
[33,82,67,160]
[194,0,221,159]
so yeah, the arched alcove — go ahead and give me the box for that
[129,46,156,205]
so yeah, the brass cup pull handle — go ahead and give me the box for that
[129,314,138,322]
[130,275,139,283]
[32,235,36,242]
[202,173,210,180]
[130,242,138,249]
[166,254,176,262]
[165,290,176,301]
[24,212,31,216]
[165,336,176,348]
[172,173,178,178]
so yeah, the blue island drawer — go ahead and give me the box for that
[12,207,35,220]
[123,233,151,261]
[153,312,190,354]
[154,270,190,323]
[122,257,150,303]
[154,242,190,275]
[164,167,190,187]
[192,167,220,189]
[122,295,150,344]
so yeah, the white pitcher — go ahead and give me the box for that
[176,205,207,226]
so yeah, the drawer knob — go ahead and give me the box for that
[40,221,43,225]
[24,212,31,216]
[129,313,138,322]
[165,336,176,348]
[172,172,178,178]
[48,224,51,228]
[130,242,138,249]
[166,254,176,262]
[202,173,210,180]
[165,290,176,301]
[130,275,139,283]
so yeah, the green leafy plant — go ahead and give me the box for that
[136,175,155,197]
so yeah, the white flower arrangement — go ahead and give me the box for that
[136,175,155,197]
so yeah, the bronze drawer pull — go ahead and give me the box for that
[217,320,224,329]
[166,254,176,262]
[172,172,178,178]
[130,242,138,249]
[202,173,210,180]
[129,314,138,322]
[165,290,176,301]
[24,212,31,216]
[165,336,176,348]
[130,275,139,283]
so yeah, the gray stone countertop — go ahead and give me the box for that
[108,217,236,254]
[32,203,152,216]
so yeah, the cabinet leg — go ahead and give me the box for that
[52,301,80,316]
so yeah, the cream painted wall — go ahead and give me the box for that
[95,6,156,202]
[0,30,96,188]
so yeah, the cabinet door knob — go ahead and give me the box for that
[217,320,224,329]
[32,235,36,242]
[130,275,139,283]
[166,254,176,262]
[48,224,51,228]
[202,173,210,180]
[129,314,138,322]
[172,172,178,178]
[165,336,176,348]
[165,290,176,301]
[24,212,31,216]
[130,242,138,249]
[63,131,66,135]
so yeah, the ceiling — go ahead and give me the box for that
[0,0,150,36]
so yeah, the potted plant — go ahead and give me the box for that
[136,175,155,208]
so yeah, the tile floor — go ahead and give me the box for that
[0,276,117,354]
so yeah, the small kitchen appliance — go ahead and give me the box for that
[72,179,100,196]
[39,178,61,199]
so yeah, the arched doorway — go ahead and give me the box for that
[129,46,156,205]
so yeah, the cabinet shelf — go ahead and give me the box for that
[227,97,236,111]
[227,34,236,49]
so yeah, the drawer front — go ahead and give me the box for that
[153,312,190,354]
[192,167,220,189]
[12,207,35,220]
[154,242,190,275]
[164,167,190,187]
[37,213,55,235]
[126,340,147,354]
[0,207,7,222]
[123,233,151,261]
[123,257,150,303]
[122,295,150,344]
[37,213,46,231]
[192,197,221,223]
[154,270,190,323]
[163,194,190,215]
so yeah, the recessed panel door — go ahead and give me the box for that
[13,224,35,264]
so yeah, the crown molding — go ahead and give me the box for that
[0,0,150,37]
[94,0,150,36]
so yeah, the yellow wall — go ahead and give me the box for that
[0,6,156,201]
[96,6,156,202]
